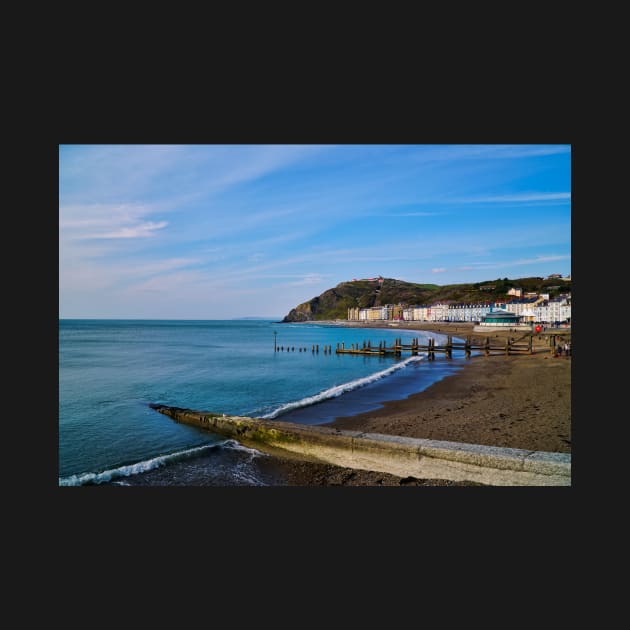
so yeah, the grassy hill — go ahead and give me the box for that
[281,276,571,322]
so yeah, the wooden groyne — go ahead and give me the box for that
[334,334,541,359]
[273,331,570,359]
[148,404,571,486]
[274,344,333,354]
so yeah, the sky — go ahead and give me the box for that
[59,144,571,319]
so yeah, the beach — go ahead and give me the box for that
[267,321,571,485]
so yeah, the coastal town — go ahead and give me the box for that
[60,144,571,487]
[347,274,571,328]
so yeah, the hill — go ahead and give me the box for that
[281,276,571,322]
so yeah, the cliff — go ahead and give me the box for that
[282,278,438,322]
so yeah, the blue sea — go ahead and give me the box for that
[59,320,467,486]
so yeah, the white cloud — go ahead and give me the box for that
[432,267,447,273]
[60,203,169,240]
[100,221,168,239]
[408,145,570,164]
[389,212,443,217]
[60,256,202,294]
[460,192,571,203]
[457,254,570,271]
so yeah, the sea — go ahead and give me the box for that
[59,319,468,486]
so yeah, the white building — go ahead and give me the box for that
[446,303,494,322]
[533,299,571,324]
[427,303,449,322]
[505,297,541,317]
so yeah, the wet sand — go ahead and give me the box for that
[266,321,571,485]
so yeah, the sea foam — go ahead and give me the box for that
[261,354,425,419]
[58,441,234,486]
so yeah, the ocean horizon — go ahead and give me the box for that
[59,319,466,486]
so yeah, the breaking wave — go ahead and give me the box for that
[58,440,262,486]
[262,354,425,419]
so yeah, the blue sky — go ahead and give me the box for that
[59,144,571,319]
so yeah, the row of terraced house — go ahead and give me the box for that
[347,294,571,325]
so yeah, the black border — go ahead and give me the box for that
[51,112,576,558]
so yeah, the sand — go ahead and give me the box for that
[241,321,571,485]
[327,352,571,454]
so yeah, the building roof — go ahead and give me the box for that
[506,297,539,304]
[484,311,520,320]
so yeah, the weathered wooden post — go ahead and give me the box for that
[465,336,471,359]
[485,337,490,357]
[528,334,533,354]
[446,335,452,359]
[505,338,509,356]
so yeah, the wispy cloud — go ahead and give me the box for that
[59,144,571,318]
[375,211,444,217]
[100,221,168,239]
[457,254,570,271]
[60,255,202,294]
[60,203,169,240]
[403,145,570,167]
[456,192,571,203]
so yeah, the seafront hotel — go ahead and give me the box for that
[348,294,571,325]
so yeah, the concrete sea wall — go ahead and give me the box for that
[149,404,571,486]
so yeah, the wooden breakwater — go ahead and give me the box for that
[334,334,538,359]
[273,333,570,359]
[274,344,333,354]
[148,404,571,486]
